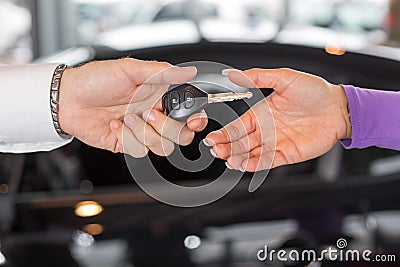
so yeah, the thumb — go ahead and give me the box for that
[118,58,198,85]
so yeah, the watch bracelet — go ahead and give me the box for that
[50,64,71,139]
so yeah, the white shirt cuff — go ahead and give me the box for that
[0,63,73,153]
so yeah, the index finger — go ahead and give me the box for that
[204,110,256,145]
[147,65,198,84]
[226,68,300,94]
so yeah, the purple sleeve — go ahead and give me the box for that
[340,85,400,150]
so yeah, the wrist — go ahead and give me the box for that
[334,84,352,140]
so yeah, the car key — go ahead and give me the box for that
[162,83,253,121]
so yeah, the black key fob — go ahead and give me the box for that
[162,83,208,121]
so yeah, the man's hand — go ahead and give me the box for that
[205,68,351,171]
[58,58,207,157]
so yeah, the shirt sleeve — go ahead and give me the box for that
[340,85,400,151]
[0,64,73,153]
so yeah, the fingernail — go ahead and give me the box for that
[239,165,246,172]
[210,148,217,157]
[110,120,120,129]
[199,114,207,120]
[225,162,233,170]
[143,109,156,122]
[203,138,214,147]
[194,125,205,132]
[222,69,240,76]
[182,66,197,71]
[125,114,136,127]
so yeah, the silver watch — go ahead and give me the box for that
[50,64,72,139]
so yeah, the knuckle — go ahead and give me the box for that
[253,131,262,147]
[152,140,174,156]
[226,156,235,167]
[226,124,241,140]
[249,68,262,73]
[214,144,227,159]
[279,67,292,72]
[145,136,162,148]
[163,143,175,156]
[235,138,248,153]
[159,61,172,68]
[119,57,136,68]
[136,149,149,158]
[278,67,295,76]
[179,131,194,146]
[125,146,148,158]
[227,156,244,169]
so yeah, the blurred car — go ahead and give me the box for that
[95,0,392,53]
[95,0,280,50]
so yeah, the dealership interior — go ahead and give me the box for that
[1,0,400,266]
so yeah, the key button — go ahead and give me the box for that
[170,92,180,109]
[184,91,195,109]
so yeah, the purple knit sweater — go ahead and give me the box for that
[341,85,400,150]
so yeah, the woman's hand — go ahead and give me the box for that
[205,68,351,171]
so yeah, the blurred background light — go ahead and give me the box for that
[0,184,9,194]
[184,235,202,250]
[75,201,103,217]
[83,223,105,236]
[0,251,6,265]
[73,230,95,247]
[325,43,346,55]
[79,180,94,194]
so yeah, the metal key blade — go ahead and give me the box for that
[208,91,253,103]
